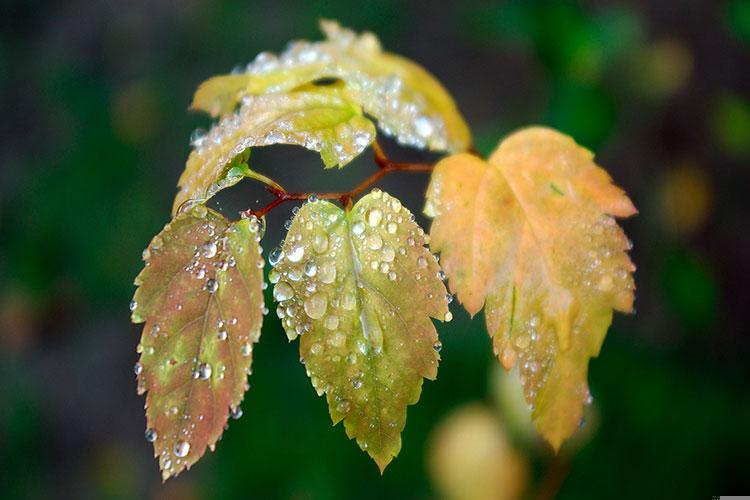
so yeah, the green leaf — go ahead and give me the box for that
[192,20,471,153]
[269,190,451,471]
[131,206,265,480]
[173,87,376,215]
[425,127,636,450]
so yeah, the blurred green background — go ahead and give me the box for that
[1,0,749,499]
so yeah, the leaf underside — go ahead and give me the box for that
[131,206,265,480]
[425,126,636,450]
[192,20,471,154]
[173,87,376,215]
[270,190,450,471]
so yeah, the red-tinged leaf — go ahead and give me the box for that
[131,206,265,480]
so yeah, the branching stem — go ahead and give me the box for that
[240,141,435,219]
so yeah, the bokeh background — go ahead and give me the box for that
[1,1,749,498]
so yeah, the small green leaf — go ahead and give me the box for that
[270,190,450,471]
[173,87,375,215]
[192,20,471,153]
[131,206,265,480]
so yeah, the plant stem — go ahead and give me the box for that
[240,141,435,219]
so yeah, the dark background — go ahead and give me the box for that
[1,1,749,499]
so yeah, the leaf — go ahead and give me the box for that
[425,127,636,450]
[173,87,376,215]
[269,190,451,471]
[131,206,265,480]
[192,20,471,153]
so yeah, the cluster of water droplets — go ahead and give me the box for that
[571,214,635,304]
[217,20,457,155]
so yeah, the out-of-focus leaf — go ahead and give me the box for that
[425,127,636,450]
[192,20,471,153]
[270,190,450,471]
[131,206,265,480]
[173,88,376,215]
[427,403,529,500]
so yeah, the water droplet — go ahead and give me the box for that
[287,245,305,263]
[273,281,294,301]
[312,233,328,253]
[415,116,434,137]
[386,222,397,234]
[197,362,212,380]
[304,261,317,277]
[381,246,395,262]
[444,311,453,322]
[367,234,383,250]
[367,208,383,227]
[134,362,143,375]
[268,247,284,266]
[129,300,138,311]
[202,241,218,258]
[351,377,363,389]
[407,237,415,246]
[341,293,356,310]
[190,128,207,147]
[387,271,397,281]
[437,270,446,281]
[336,400,351,414]
[145,428,157,442]
[217,329,227,341]
[173,440,190,457]
[417,256,427,268]
[241,342,252,357]
[310,342,323,355]
[231,406,243,419]
[304,292,328,320]
[325,315,339,330]
[446,293,454,304]
[318,261,337,284]
[307,194,319,203]
[352,221,365,235]
[432,340,442,352]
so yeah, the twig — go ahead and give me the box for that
[240,141,434,219]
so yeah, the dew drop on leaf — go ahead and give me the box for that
[145,428,158,442]
[174,441,190,458]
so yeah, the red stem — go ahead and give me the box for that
[240,141,434,219]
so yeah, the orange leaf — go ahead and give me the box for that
[425,127,636,450]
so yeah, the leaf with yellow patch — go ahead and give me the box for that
[131,206,265,480]
[269,190,451,471]
[173,87,376,215]
[192,20,470,153]
[425,127,636,450]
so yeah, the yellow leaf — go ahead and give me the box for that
[131,206,265,479]
[191,20,471,153]
[425,127,636,450]
[173,87,375,215]
[269,190,450,471]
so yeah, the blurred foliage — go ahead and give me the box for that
[1,0,748,498]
